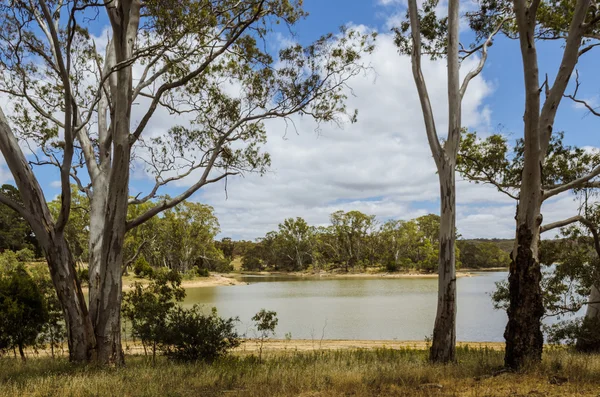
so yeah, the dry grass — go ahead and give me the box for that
[2,347,600,396]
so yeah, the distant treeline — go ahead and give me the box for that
[0,185,511,275]
[231,212,512,273]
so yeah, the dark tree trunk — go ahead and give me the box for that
[504,223,544,368]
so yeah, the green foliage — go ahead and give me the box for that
[457,240,511,269]
[76,268,89,287]
[162,306,240,363]
[392,0,449,59]
[48,187,89,264]
[0,185,37,254]
[252,309,279,338]
[122,270,186,361]
[242,211,475,273]
[0,264,48,359]
[15,248,34,263]
[133,257,154,278]
[241,253,263,271]
[252,309,278,362]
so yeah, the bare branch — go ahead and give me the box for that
[540,215,583,233]
[460,18,507,99]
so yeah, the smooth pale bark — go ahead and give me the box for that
[408,0,461,364]
[86,0,141,365]
[0,108,96,362]
[430,164,457,362]
[504,0,545,368]
[505,0,592,369]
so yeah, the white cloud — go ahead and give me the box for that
[183,32,516,240]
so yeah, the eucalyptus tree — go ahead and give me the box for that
[462,0,600,368]
[0,0,375,364]
[394,0,502,362]
[330,210,377,271]
[276,217,315,271]
[460,127,600,366]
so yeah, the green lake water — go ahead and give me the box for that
[182,272,512,342]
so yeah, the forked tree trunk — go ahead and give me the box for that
[430,163,457,363]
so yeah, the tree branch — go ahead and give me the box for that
[407,0,443,166]
[543,163,600,200]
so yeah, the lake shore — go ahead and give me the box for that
[231,270,480,279]
[235,338,505,352]
[81,273,247,292]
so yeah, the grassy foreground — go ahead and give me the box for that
[2,347,600,396]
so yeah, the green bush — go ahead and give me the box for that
[209,259,233,273]
[0,264,48,360]
[122,270,185,361]
[15,248,35,263]
[77,268,89,286]
[242,256,262,271]
[197,267,210,277]
[163,305,240,362]
[133,257,154,278]
[0,251,19,272]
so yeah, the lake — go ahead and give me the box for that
[182,272,511,342]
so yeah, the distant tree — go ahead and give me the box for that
[0,185,37,253]
[216,238,235,262]
[457,240,510,269]
[276,218,315,271]
[150,202,221,273]
[330,210,377,271]
[0,262,48,360]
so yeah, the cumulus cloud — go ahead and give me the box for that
[182,32,521,240]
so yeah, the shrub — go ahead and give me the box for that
[0,264,48,360]
[210,259,233,273]
[133,257,154,278]
[77,268,89,286]
[385,261,399,272]
[197,267,210,277]
[122,270,185,362]
[0,250,19,272]
[242,256,262,271]
[163,305,240,362]
[15,248,35,263]
[252,309,278,362]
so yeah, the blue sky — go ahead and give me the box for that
[3,0,598,240]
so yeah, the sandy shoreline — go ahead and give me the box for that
[232,271,478,279]
[85,268,507,292]
[82,274,247,292]
[32,339,506,358]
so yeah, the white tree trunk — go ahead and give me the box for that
[430,163,457,362]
